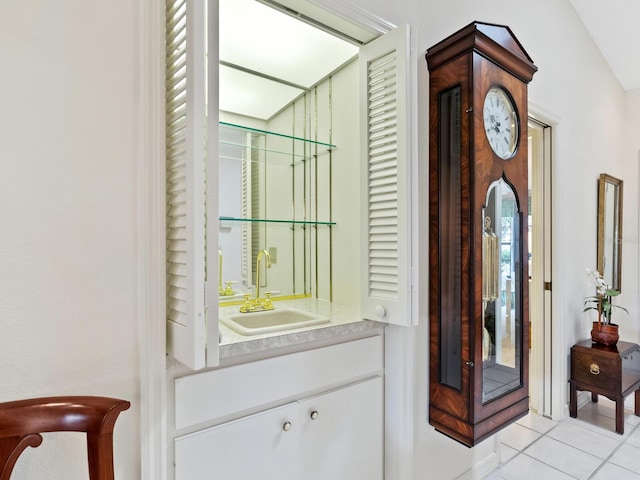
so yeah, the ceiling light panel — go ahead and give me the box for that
[219,64,304,120]
[220,0,359,89]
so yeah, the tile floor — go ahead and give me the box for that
[485,396,640,480]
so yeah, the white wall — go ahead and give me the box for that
[2,0,636,479]
[0,1,140,478]
[338,0,631,478]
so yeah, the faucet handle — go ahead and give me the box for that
[223,281,235,296]
[239,294,253,313]
[262,292,274,310]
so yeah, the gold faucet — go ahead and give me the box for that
[255,249,271,300]
[218,248,236,296]
[218,248,224,295]
[240,249,274,313]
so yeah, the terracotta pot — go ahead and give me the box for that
[591,321,619,346]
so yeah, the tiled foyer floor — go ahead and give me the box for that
[485,397,640,480]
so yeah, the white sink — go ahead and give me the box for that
[220,308,329,336]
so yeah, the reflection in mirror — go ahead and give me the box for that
[482,179,522,403]
[218,121,336,305]
[218,125,251,297]
[597,173,623,292]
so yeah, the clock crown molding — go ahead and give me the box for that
[426,21,538,83]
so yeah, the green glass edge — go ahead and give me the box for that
[220,121,336,148]
[219,140,314,161]
[219,216,336,226]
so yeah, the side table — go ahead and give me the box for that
[569,339,640,434]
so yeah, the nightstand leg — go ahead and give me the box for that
[591,392,598,402]
[616,398,624,434]
[635,390,640,416]
[569,382,577,418]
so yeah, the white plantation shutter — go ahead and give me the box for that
[166,0,219,369]
[360,25,413,327]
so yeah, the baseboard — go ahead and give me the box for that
[455,452,500,480]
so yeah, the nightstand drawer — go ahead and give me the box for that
[571,349,620,391]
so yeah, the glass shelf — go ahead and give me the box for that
[219,216,336,226]
[219,122,335,166]
[220,121,336,148]
[218,148,332,165]
[218,120,336,301]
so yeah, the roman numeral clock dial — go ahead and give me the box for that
[483,86,519,159]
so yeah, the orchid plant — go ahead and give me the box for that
[583,268,628,325]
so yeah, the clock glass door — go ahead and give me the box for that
[438,86,462,390]
[482,179,522,403]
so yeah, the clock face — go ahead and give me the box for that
[483,86,519,159]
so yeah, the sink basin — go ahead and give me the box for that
[220,308,329,336]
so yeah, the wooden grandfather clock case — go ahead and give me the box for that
[427,22,537,447]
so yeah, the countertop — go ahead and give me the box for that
[218,298,382,360]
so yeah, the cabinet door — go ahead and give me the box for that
[175,403,299,480]
[300,376,383,480]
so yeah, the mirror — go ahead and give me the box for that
[597,173,623,292]
[218,0,360,307]
[482,179,523,403]
[218,121,336,303]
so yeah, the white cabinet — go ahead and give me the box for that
[175,377,382,480]
[173,336,384,480]
[175,402,300,480]
[300,377,383,480]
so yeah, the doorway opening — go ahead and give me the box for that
[528,116,553,418]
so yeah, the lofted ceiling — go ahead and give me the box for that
[569,0,640,91]
[220,0,640,122]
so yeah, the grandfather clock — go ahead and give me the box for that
[427,22,537,446]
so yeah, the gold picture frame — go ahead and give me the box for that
[597,173,623,292]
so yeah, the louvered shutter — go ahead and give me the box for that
[360,25,413,327]
[166,0,218,369]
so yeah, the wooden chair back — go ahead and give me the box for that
[0,396,130,480]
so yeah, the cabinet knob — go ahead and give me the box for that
[282,421,292,431]
[589,363,600,375]
[310,410,319,420]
